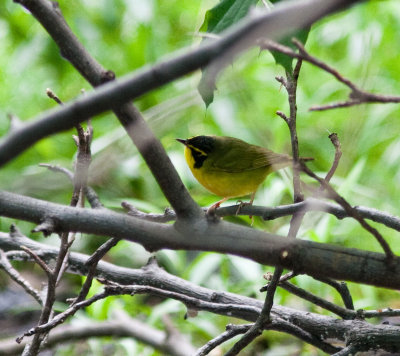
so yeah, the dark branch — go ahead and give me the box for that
[277,280,355,319]
[325,133,342,183]
[0,319,195,356]
[1,190,400,288]
[0,249,43,306]
[312,277,354,310]
[299,163,395,261]
[195,324,250,356]
[3,232,400,354]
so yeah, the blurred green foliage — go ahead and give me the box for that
[1,0,400,354]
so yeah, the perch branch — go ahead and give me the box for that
[1,190,400,288]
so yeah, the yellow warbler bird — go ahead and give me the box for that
[177,135,308,211]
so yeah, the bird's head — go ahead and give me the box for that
[176,136,215,168]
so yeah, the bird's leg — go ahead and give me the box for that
[249,191,256,205]
[234,192,256,225]
[235,192,256,215]
[248,191,256,225]
[207,197,229,215]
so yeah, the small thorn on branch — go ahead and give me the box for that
[46,88,63,105]
[122,202,176,223]
[9,224,24,238]
[276,110,289,124]
[7,113,24,132]
[32,218,58,237]
[275,75,287,88]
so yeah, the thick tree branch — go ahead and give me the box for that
[2,233,400,354]
[1,191,400,289]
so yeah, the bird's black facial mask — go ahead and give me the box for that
[187,136,215,169]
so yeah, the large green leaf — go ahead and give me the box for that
[198,0,259,106]
[200,0,259,34]
[265,0,310,73]
[269,27,310,74]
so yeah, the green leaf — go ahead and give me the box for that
[200,0,259,34]
[198,0,259,106]
[198,68,217,107]
[269,27,310,74]
[265,0,310,73]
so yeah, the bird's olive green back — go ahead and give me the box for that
[205,136,292,173]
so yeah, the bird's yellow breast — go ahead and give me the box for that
[184,146,271,198]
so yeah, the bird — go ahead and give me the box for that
[177,135,310,212]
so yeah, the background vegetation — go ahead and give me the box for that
[1,0,400,354]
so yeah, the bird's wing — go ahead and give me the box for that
[210,142,291,173]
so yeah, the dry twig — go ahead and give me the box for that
[260,39,400,111]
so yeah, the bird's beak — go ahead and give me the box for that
[176,138,187,145]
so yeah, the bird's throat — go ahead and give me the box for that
[185,146,208,169]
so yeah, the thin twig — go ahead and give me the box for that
[2,318,196,356]
[278,281,355,319]
[19,246,52,276]
[270,318,340,354]
[225,267,284,355]
[0,249,43,306]
[357,308,400,319]
[331,344,359,356]
[278,271,298,283]
[39,164,103,209]
[313,277,354,310]
[73,237,120,304]
[300,162,395,261]
[17,291,108,343]
[260,39,400,111]
[39,164,74,181]
[324,133,342,183]
[195,324,251,356]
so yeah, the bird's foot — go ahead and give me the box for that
[235,200,252,215]
[235,200,254,226]
[206,198,228,222]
